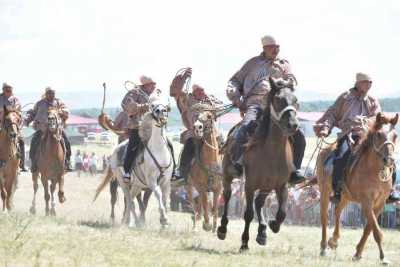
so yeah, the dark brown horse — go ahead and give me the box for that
[317,113,398,263]
[0,108,21,211]
[217,77,300,251]
[30,108,66,216]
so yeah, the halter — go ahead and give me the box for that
[270,105,297,122]
[372,134,396,164]
[150,103,169,128]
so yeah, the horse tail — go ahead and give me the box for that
[93,166,114,202]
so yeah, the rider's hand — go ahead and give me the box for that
[233,99,242,109]
[183,68,192,79]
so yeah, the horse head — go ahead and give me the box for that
[47,107,62,135]
[267,77,300,136]
[1,106,21,141]
[149,96,169,127]
[194,110,215,139]
[370,112,398,167]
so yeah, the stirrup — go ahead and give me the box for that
[122,173,131,183]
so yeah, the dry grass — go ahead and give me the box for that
[1,143,399,267]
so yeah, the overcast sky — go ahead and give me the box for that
[1,0,399,108]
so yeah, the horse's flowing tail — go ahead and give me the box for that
[93,166,114,202]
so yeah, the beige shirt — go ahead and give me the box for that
[316,88,381,137]
[26,98,69,131]
[226,53,296,108]
[121,87,153,129]
[0,94,21,123]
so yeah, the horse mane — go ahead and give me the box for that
[139,112,154,142]
[247,79,289,148]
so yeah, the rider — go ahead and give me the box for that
[226,35,306,184]
[121,75,178,183]
[25,87,72,172]
[0,83,27,171]
[170,68,223,183]
[314,73,400,203]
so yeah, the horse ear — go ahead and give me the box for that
[390,113,399,126]
[269,76,277,93]
[375,112,385,130]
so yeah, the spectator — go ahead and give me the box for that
[74,150,83,177]
[89,152,97,175]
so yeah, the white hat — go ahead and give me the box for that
[45,86,55,93]
[356,73,372,83]
[139,75,155,85]
[261,35,278,46]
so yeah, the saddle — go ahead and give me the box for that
[116,141,145,167]
[323,139,361,178]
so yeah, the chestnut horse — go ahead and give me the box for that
[186,109,222,232]
[30,107,66,216]
[0,108,21,211]
[217,77,300,251]
[317,113,398,263]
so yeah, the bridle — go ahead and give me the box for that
[371,131,396,166]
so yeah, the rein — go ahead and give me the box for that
[144,141,172,183]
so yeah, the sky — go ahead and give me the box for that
[1,0,400,108]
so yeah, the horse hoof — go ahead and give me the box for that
[320,249,327,257]
[29,207,36,215]
[58,192,66,203]
[381,259,391,266]
[352,255,362,262]
[217,226,227,240]
[256,233,267,246]
[203,222,212,232]
[328,238,338,249]
[239,245,249,253]
[268,220,280,233]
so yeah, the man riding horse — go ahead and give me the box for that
[25,87,72,172]
[0,83,27,172]
[121,75,177,183]
[226,35,306,184]
[169,68,223,183]
[314,73,399,203]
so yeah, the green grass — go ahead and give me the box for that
[1,144,399,266]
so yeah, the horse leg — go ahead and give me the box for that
[240,188,255,252]
[50,180,56,216]
[129,187,141,228]
[41,176,50,216]
[328,198,348,250]
[187,185,197,230]
[109,179,118,223]
[153,185,169,227]
[217,176,233,240]
[30,173,39,214]
[200,190,212,232]
[57,174,66,203]
[319,185,330,256]
[211,186,221,233]
[120,183,133,225]
[140,189,152,225]
[0,185,6,212]
[354,200,386,262]
[269,184,288,233]
[136,192,145,226]
[255,191,268,246]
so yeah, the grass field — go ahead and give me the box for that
[1,143,399,267]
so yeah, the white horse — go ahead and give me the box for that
[104,97,172,227]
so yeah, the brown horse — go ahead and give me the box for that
[318,113,398,263]
[30,108,66,216]
[217,77,300,251]
[0,108,21,211]
[187,110,222,232]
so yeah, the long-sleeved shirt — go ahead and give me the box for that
[226,53,296,108]
[316,88,381,137]
[0,94,21,123]
[26,98,69,131]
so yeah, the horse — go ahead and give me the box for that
[95,97,172,227]
[0,108,21,212]
[217,77,300,251]
[98,111,153,225]
[317,112,398,263]
[29,107,66,216]
[186,109,222,232]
